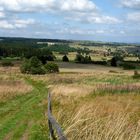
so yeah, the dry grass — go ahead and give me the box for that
[94,83,140,94]
[50,84,93,98]
[53,95,140,140]
[0,76,32,101]
[41,71,140,140]
[0,66,20,74]
[49,82,140,99]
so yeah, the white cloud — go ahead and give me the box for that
[0,20,14,29]
[96,30,105,34]
[0,0,120,24]
[0,11,5,18]
[0,0,97,12]
[0,18,35,29]
[65,12,121,24]
[121,0,140,9]
[120,31,125,34]
[56,27,108,35]
[127,12,140,22]
[0,7,5,18]
[87,15,121,24]
[60,0,97,12]
[14,19,35,28]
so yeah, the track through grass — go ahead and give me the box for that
[0,76,49,140]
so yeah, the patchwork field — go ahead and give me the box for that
[0,63,140,140]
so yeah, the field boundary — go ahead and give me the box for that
[47,92,67,140]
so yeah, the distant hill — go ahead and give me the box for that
[0,36,139,47]
[0,37,72,44]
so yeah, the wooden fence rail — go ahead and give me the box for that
[47,93,67,140]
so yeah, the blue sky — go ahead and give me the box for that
[0,0,140,43]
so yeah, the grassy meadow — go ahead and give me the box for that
[0,62,140,140]
[38,69,140,140]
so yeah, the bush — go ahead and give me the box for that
[38,56,47,64]
[20,59,30,73]
[75,54,84,63]
[133,70,140,79]
[29,66,46,75]
[20,56,46,74]
[45,62,59,73]
[92,61,107,65]
[1,60,14,67]
[75,54,92,64]
[122,63,136,70]
[62,55,69,62]
[111,57,117,67]
[30,56,42,67]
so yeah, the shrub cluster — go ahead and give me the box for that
[75,54,92,64]
[1,60,14,67]
[122,62,136,70]
[92,61,107,65]
[20,56,59,75]
[45,62,59,73]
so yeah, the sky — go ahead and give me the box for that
[0,0,140,43]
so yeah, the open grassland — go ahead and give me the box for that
[0,63,140,140]
[32,64,140,140]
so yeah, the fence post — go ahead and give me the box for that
[47,93,67,140]
[48,93,56,140]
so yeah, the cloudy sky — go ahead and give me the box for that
[0,0,140,43]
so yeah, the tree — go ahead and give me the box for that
[113,48,125,61]
[75,47,92,63]
[83,47,91,56]
[75,54,84,63]
[38,56,47,64]
[62,55,69,62]
[30,56,42,67]
[45,62,59,73]
[76,47,91,56]
[46,55,54,61]
[20,56,46,74]
[88,56,92,62]
[111,57,117,67]
[107,48,111,56]
[84,55,92,63]
[20,59,31,73]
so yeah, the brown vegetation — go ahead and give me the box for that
[43,71,140,140]
[0,77,32,101]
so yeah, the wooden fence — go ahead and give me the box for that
[47,93,67,140]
